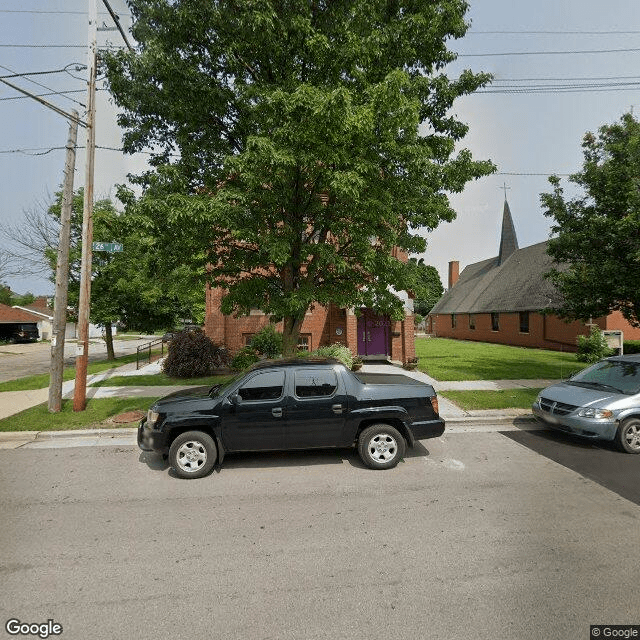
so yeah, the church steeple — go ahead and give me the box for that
[498,198,518,265]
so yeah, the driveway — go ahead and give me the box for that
[0,336,157,383]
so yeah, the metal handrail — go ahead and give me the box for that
[136,337,166,370]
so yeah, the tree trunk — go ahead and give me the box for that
[104,322,115,361]
[282,315,304,357]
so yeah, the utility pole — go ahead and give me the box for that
[73,0,98,411]
[0,70,85,414]
[48,112,78,412]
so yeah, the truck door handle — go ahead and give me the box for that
[332,404,343,414]
[272,408,283,418]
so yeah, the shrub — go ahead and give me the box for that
[310,343,354,369]
[576,326,613,363]
[250,324,282,358]
[230,346,261,371]
[624,340,640,354]
[163,329,230,378]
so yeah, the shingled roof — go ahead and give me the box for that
[0,303,42,324]
[430,200,565,315]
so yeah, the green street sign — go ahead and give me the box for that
[92,242,123,252]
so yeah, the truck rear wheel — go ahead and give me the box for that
[357,424,405,470]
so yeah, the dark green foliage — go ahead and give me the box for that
[0,288,35,307]
[310,343,354,368]
[104,1,494,356]
[43,188,204,359]
[162,329,230,378]
[408,259,444,316]
[542,112,640,326]
[230,346,261,371]
[623,341,640,354]
[250,324,283,359]
[576,327,613,363]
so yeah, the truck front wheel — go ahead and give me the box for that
[169,431,217,479]
[357,424,405,470]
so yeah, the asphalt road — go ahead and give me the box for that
[0,336,157,383]
[503,427,640,506]
[1,429,638,640]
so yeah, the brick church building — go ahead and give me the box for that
[427,199,640,351]
[204,248,416,363]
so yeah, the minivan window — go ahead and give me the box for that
[570,360,640,395]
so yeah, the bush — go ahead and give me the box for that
[250,324,282,358]
[624,340,640,354]
[310,343,354,369]
[576,326,613,363]
[230,346,261,371]
[163,329,230,378]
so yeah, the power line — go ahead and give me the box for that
[0,63,86,108]
[0,64,86,80]
[458,46,640,57]
[0,9,128,15]
[0,90,87,103]
[467,30,640,35]
[493,75,640,82]
[478,86,640,94]
[0,144,570,175]
[0,44,125,50]
[101,0,133,51]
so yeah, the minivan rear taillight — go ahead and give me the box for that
[430,395,439,415]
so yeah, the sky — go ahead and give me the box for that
[1,1,639,295]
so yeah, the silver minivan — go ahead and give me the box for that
[532,355,640,453]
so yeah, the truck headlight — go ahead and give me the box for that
[577,408,613,419]
[147,409,160,427]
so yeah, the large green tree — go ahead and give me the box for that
[40,189,203,359]
[541,112,640,325]
[407,258,444,316]
[105,0,494,355]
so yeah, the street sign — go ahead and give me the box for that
[92,242,123,252]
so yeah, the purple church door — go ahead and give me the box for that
[357,310,390,357]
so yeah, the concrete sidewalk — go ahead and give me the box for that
[0,358,165,421]
[0,359,547,450]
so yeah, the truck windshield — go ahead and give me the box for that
[209,372,245,397]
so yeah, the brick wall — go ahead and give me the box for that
[205,284,414,361]
[429,311,598,351]
[604,310,640,340]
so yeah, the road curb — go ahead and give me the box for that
[0,415,539,445]
[32,427,138,440]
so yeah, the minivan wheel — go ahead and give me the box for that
[357,424,405,470]
[169,431,217,479]
[615,418,640,454]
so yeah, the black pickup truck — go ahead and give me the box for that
[138,358,445,479]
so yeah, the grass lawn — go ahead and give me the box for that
[416,338,584,381]
[0,349,163,392]
[90,373,235,387]
[0,397,160,432]
[440,388,542,411]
